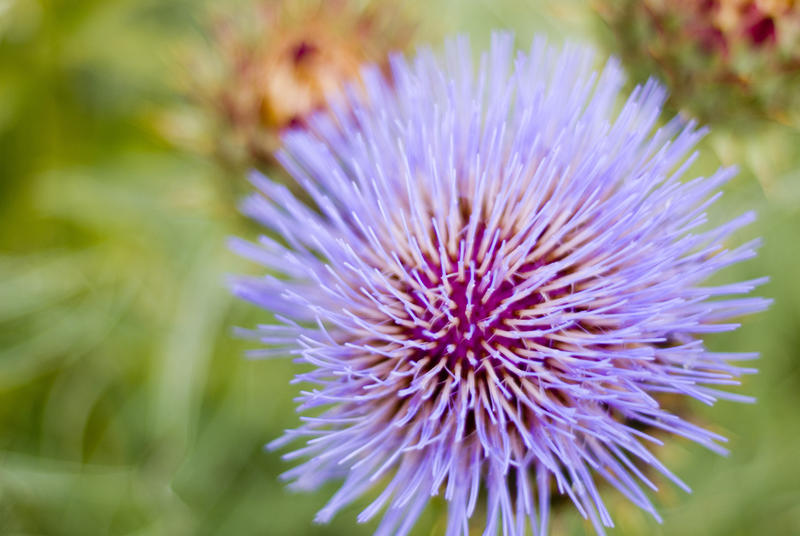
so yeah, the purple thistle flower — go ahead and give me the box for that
[231,33,769,535]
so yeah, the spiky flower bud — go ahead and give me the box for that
[232,34,768,535]
[187,0,413,168]
[596,0,800,125]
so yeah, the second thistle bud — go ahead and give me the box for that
[190,0,413,170]
[596,0,800,126]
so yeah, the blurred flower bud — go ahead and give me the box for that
[595,0,800,127]
[183,0,414,170]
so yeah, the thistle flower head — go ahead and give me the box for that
[232,34,768,535]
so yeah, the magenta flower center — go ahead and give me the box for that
[403,224,568,374]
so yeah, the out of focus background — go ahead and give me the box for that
[1,0,798,534]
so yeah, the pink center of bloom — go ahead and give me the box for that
[402,223,571,374]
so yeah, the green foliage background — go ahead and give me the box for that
[0,0,798,534]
